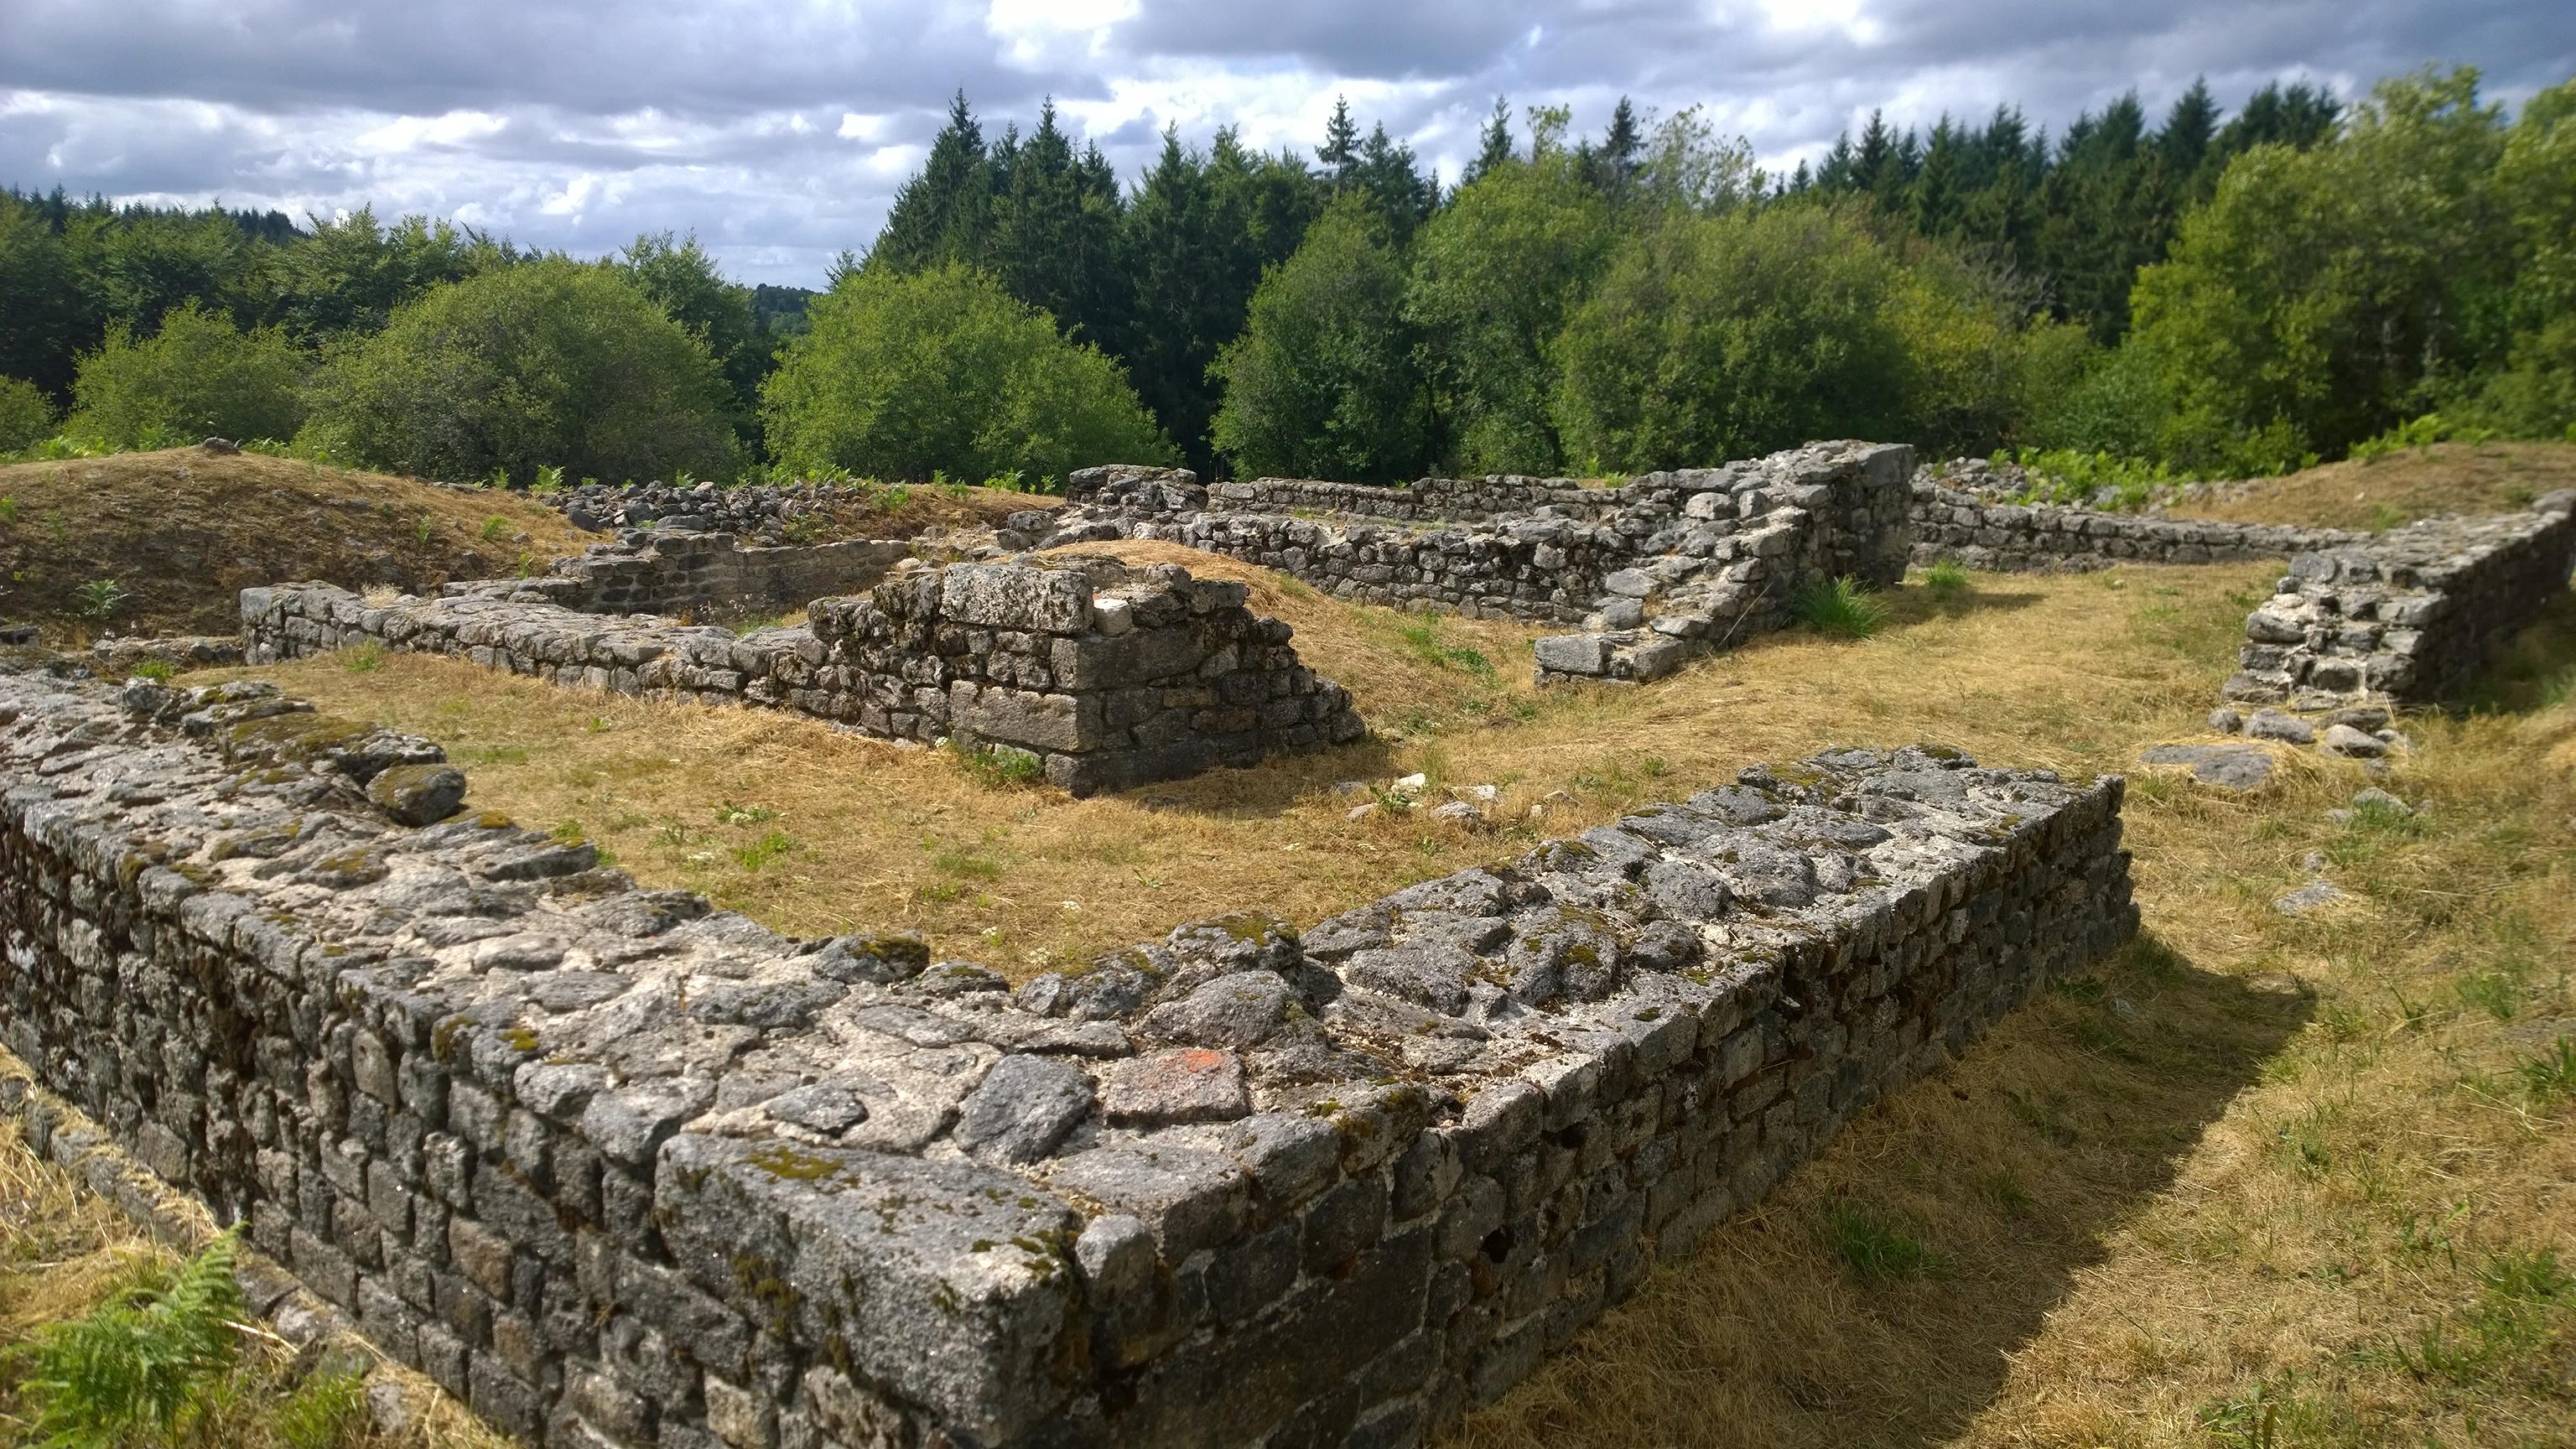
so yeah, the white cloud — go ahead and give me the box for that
[1,0,2568,285]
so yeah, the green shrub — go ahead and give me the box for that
[1922,559,1972,597]
[71,578,128,621]
[1794,575,1888,640]
[66,303,307,449]
[1210,195,1432,482]
[1999,447,2193,510]
[302,257,740,485]
[14,1232,247,1444]
[0,373,55,453]
[764,262,1172,485]
[1550,205,1914,471]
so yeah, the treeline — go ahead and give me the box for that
[2,65,2571,488]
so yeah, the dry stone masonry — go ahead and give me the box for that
[2,663,2134,1448]
[2220,492,2576,713]
[244,553,1363,795]
[1908,480,2361,574]
[477,531,917,621]
[1047,442,1918,685]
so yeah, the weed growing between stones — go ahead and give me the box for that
[1794,574,1887,640]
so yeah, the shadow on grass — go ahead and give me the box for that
[1454,928,2314,1448]
[2449,584,2576,716]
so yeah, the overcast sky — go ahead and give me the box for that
[3,1,2569,288]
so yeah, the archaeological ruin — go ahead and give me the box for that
[3,435,2573,1449]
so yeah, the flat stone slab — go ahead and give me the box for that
[2138,742,2277,792]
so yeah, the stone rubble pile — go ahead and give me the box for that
[462,530,916,621]
[244,553,1364,795]
[1,662,2134,1448]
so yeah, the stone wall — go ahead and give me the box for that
[243,553,1364,795]
[1908,482,2360,573]
[2222,491,2576,711]
[465,531,917,621]
[2,667,2134,1449]
[1057,442,1918,686]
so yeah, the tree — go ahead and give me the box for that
[1210,195,1431,481]
[987,101,1129,346]
[66,302,308,447]
[1317,97,1361,185]
[619,231,770,441]
[2127,68,2513,469]
[761,262,1171,484]
[870,91,995,274]
[2464,76,2576,434]
[0,195,91,400]
[0,374,55,453]
[1462,96,1515,185]
[1550,205,1917,471]
[262,206,475,340]
[1405,148,1618,473]
[301,258,740,484]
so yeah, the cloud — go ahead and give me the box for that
[2,0,2568,285]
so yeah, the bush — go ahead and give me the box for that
[763,262,1171,483]
[1210,195,1432,482]
[1550,205,1914,472]
[301,257,740,485]
[65,302,306,449]
[0,373,55,453]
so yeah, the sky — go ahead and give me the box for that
[3,0,2570,288]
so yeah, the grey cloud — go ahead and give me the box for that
[3,0,2569,287]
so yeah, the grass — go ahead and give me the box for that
[0,1117,510,1449]
[2169,439,2576,531]
[0,447,595,642]
[1794,574,1888,639]
[105,532,2576,1446]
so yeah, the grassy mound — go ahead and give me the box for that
[0,446,600,642]
[2169,440,2576,532]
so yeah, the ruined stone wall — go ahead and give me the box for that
[243,554,1363,795]
[1202,475,1615,525]
[1057,443,1917,686]
[2223,491,2576,711]
[1908,482,2360,574]
[473,531,917,621]
[3,667,2133,1448]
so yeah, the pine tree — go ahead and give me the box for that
[1355,123,1436,245]
[1318,96,1361,187]
[1593,96,1644,195]
[868,90,994,274]
[1462,96,1515,186]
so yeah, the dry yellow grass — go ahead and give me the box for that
[2171,441,2576,531]
[79,541,2576,1446]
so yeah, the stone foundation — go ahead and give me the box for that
[483,531,917,621]
[1053,442,1918,685]
[3,666,2133,1448]
[2221,492,2576,710]
[1907,482,2360,574]
[243,553,1364,795]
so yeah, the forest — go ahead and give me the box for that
[1,64,2569,490]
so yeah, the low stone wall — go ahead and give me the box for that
[1058,442,1918,686]
[2223,491,2576,710]
[470,531,917,621]
[1909,482,2360,573]
[2,667,2134,1448]
[244,553,1364,795]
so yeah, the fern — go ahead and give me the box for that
[17,1231,247,1446]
